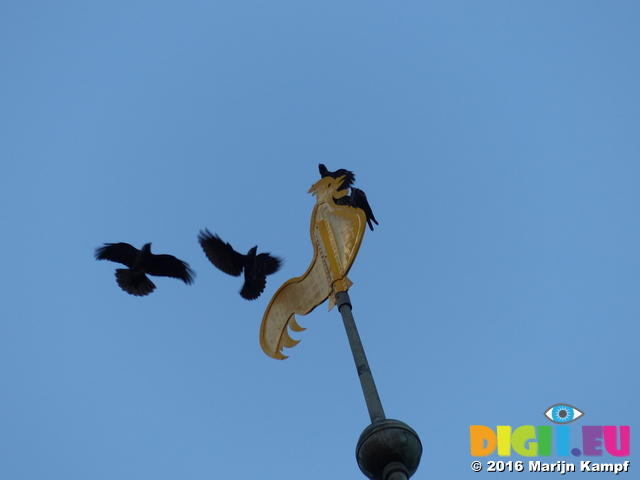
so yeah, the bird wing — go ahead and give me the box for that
[256,253,282,276]
[318,164,355,190]
[350,188,378,230]
[94,243,140,267]
[334,169,355,190]
[198,229,245,276]
[146,254,195,284]
[333,194,351,206]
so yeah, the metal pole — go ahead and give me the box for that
[335,290,386,424]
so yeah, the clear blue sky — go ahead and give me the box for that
[1,2,638,478]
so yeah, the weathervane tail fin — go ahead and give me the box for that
[260,253,330,359]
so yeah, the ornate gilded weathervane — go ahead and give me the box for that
[260,165,421,480]
[260,172,367,359]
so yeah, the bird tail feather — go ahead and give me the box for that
[115,269,156,296]
[240,275,267,300]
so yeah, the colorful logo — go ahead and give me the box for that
[470,404,630,457]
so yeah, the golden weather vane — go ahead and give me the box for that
[260,167,422,479]
[260,174,367,360]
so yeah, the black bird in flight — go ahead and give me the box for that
[95,242,195,296]
[198,229,282,300]
[319,164,378,231]
[318,163,355,191]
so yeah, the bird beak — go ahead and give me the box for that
[308,175,345,195]
[308,179,323,195]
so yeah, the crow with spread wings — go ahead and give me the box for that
[95,242,195,296]
[318,164,378,231]
[198,229,282,300]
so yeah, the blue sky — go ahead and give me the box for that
[1,2,638,478]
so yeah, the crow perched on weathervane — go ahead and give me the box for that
[95,242,195,296]
[318,164,378,230]
[198,229,282,300]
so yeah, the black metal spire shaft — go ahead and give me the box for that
[335,290,386,423]
[335,290,422,480]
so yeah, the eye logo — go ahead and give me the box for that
[544,404,584,424]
